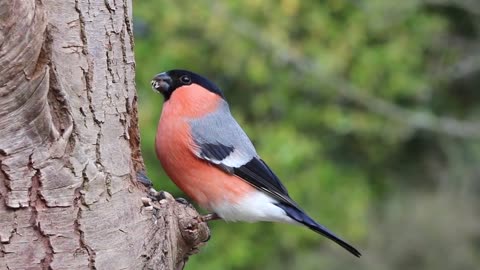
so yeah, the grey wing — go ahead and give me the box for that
[189,100,257,168]
[189,100,296,206]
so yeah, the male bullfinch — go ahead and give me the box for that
[151,69,361,257]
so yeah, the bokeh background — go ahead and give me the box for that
[133,1,480,269]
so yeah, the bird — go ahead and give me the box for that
[151,69,361,257]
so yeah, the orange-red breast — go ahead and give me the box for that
[151,69,361,257]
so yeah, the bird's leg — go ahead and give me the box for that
[136,171,178,204]
[199,213,221,222]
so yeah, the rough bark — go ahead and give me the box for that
[0,1,209,269]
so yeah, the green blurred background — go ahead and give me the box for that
[133,0,480,269]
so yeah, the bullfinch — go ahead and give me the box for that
[151,69,361,257]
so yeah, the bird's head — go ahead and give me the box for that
[151,69,225,101]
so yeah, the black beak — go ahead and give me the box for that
[151,72,172,95]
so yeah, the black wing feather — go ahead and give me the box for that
[199,143,234,161]
[233,158,298,207]
[197,142,297,207]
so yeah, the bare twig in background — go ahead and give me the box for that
[209,1,480,139]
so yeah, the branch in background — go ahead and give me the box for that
[424,0,480,16]
[210,1,480,139]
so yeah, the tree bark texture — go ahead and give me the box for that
[0,1,209,269]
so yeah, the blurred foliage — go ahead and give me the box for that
[133,0,480,269]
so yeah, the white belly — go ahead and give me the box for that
[211,191,297,224]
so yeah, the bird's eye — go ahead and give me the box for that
[180,75,191,84]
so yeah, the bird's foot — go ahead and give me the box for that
[175,197,193,206]
[148,188,173,202]
[141,189,175,222]
[136,170,153,188]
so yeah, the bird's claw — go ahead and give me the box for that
[136,170,153,187]
[175,197,191,206]
[148,188,174,202]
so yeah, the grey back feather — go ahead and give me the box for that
[188,100,257,167]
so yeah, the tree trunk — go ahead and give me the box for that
[0,1,209,269]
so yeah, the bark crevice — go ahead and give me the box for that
[0,1,210,269]
[28,155,54,269]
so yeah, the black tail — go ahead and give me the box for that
[278,203,362,257]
